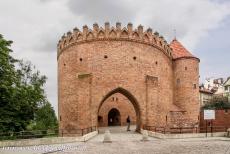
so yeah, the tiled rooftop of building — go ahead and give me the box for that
[170,39,198,60]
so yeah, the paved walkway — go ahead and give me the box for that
[89,131,156,142]
[98,125,137,134]
[1,126,230,154]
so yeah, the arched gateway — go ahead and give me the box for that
[57,23,200,136]
[98,87,141,131]
[108,108,120,126]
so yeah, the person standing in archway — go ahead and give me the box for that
[126,116,131,131]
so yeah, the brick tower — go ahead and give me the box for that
[57,23,200,136]
[170,39,200,127]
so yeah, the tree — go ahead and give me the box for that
[0,34,57,132]
[33,102,58,130]
[0,34,20,132]
[202,101,230,110]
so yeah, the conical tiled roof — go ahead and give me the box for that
[170,39,199,60]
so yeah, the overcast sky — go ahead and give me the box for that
[0,0,230,114]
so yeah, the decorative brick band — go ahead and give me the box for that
[57,22,173,59]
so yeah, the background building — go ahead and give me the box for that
[223,77,230,102]
[204,77,224,93]
[199,76,230,107]
[199,87,213,107]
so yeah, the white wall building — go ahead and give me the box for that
[224,77,230,93]
[223,77,230,102]
[204,77,224,92]
[199,88,213,107]
[200,76,230,105]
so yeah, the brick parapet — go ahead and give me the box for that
[57,22,172,59]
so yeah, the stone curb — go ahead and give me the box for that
[0,131,98,147]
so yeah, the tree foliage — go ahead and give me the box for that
[0,34,57,132]
[34,102,58,130]
[202,94,230,110]
[202,101,230,110]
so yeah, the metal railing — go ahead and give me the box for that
[0,129,58,140]
[0,126,97,141]
[199,126,228,133]
[59,126,97,137]
[144,125,228,134]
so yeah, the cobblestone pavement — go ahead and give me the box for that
[1,127,230,154]
[55,133,230,154]
[98,125,137,134]
[0,142,86,154]
[90,130,157,142]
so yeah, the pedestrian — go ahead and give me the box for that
[126,116,131,131]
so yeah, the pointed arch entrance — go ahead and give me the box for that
[97,87,141,131]
[108,108,121,126]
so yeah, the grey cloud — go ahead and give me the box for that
[35,31,60,52]
[67,0,136,23]
[66,0,230,51]
[39,0,55,3]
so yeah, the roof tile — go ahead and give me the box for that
[170,39,198,60]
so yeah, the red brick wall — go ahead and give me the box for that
[200,110,230,128]
[173,58,200,127]
[57,23,200,135]
[98,93,136,127]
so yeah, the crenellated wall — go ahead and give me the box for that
[57,23,200,135]
[57,22,172,60]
